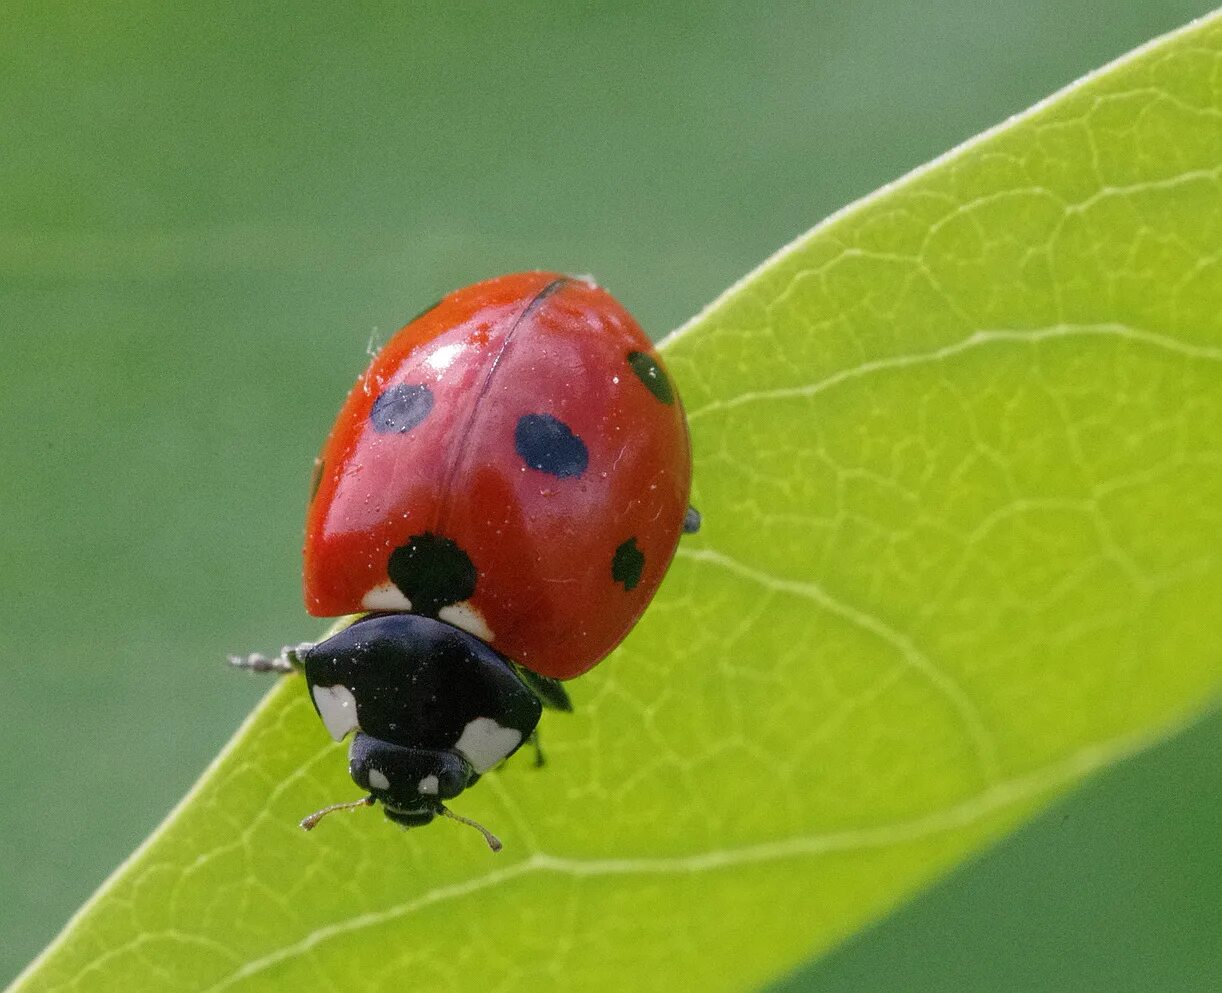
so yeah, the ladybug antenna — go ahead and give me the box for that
[299,794,375,831]
[439,804,503,852]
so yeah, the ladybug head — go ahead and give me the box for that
[347,732,468,818]
[298,732,503,850]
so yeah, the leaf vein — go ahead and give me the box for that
[686,322,1222,421]
[676,546,1002,781]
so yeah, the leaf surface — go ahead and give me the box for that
[11,13,1221,993]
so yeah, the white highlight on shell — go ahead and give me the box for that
[438,601,494,642]
[418,774,440,796]
[311,684,360,741]
[362,583,412,612]
[425,341,464,373]
[453,717,522,774]
[367,768,390,791]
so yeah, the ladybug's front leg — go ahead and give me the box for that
[228,642,314,674]
[513,666,573,712]
[526,729,546,768]
[511,667,571,768]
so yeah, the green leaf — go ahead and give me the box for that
[12,13,1221,993]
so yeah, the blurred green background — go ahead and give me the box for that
[2,2,1218,989]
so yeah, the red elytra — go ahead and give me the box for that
[303,272,692,680]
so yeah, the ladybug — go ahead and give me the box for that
[234,272,698,849]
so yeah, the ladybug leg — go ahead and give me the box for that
[509,666,569,768]
[683,506,702,534]
[514,666,573,712]
[228,642,313,674]
[527,728,546,768]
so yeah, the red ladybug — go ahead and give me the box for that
[234,272,698,848]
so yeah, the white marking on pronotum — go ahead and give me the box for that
[362,583,412,612]
[367,768,390,791]
[453,717,522,774]
[438,601,494,642]
[311,684,360,741]
[418,774,440,796]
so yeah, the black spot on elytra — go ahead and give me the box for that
[683,506,702,533]
[514,413,588,478]
[370,384,434,434]
[626,351,674,405]
[387,533,477,616]
[611,538,645,591]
